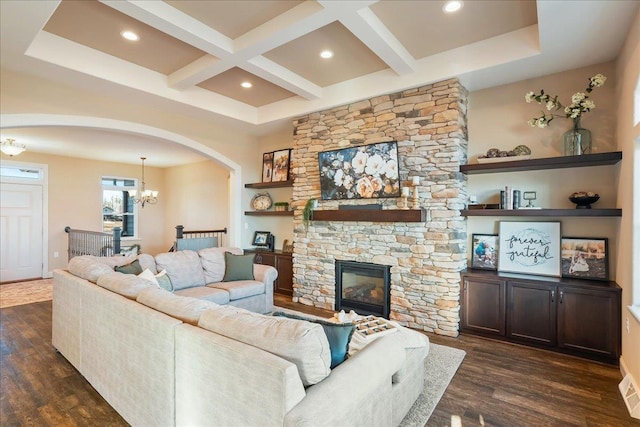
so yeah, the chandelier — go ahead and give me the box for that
[1,138,26,156]
[128,157,158,208]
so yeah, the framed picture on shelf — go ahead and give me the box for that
[498,221,561,277]
[561,237,609,281]
[262,152,274,183]
[272,149,291,182]
[252,231,271,247]
[471,234,498,270]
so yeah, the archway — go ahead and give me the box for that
[0,114,242,246]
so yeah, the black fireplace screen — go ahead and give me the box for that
[335,260,391,319]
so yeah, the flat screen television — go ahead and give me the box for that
[318,141,400,200]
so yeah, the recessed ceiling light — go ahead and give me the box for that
[241,81,252,88]
[442,1,463,13]
[121,30,139,41]
[320,50,333,59]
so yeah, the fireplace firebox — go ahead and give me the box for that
[335,260,391,319]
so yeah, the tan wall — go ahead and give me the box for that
[245,128,295,250]
[0,68,265,246]
[615,7,640,393]
[467,62,620,278]
[0,151,166,272]
[163,160,230,246]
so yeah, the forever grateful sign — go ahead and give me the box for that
[498,221,561,277]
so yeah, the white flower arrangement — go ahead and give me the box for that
[525,73,606,128]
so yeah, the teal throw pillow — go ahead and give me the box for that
[155,270,173,292]
[222,252,255,282]
[272,311,355,368]
[114,259,143,275]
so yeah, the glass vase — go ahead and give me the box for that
[563,118,591,156]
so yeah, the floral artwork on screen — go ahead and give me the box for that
[318,142,400,200]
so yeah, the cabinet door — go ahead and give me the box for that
[557,286,620,359]
[254,252,276,267]
[507,281,557,346]
[461,275,506,336]
[275,254,293,296]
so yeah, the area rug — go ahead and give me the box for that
[400,342,466,427]
[0,279,53,308]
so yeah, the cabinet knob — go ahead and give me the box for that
[551,290,555,303]
[560,290,564,303]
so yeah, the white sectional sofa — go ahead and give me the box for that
[52,248,429,426]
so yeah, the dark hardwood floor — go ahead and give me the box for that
[1,299,638,427]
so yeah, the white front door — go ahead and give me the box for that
[0,183,43,282]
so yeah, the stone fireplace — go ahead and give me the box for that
[290,79,468,337]
[335,260,391,319]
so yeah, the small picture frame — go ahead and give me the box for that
[471,234,498,270]
[561,237,609,281]
[252,231,271,247]
[272,149,291,182]
[498,221,561,277]
[262,152,274,183]
[282,239,294,253]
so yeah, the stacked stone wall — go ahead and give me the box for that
[291,79,468,336]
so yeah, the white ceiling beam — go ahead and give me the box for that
[338,7,415,75]
[244,56,322,100]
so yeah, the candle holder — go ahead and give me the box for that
[399,186,410,209]
[411,176,420,209]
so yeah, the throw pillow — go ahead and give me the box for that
[222,252,255,282]
[273,311,355,368]
[114,259,143,275]
[138,268,173,292]
[155,269,173,292]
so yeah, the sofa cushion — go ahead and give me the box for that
[208,280,264,300]
[137,287,218,325]
[68,256,115,283]
[174,286,230,305]
[96,271,157,299]
[222,252,255,281]
[198,305,331,386]
[114,259,143,275]
[198,247,242,284]
[136,253,157,273]
[155,250,206,291]
[273,311,355,368]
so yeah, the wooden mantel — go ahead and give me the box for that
[312,209,426,222]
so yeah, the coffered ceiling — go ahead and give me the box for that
[0,0,638,165]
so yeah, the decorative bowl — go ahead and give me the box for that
[568,192,600,209]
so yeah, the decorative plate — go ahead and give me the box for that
[251,192,273,211]
[477,155,532,164]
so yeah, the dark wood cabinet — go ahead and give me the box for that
[557,286,620,359]
[461,276,505,336]
[246,249,293,296]
[461,270,621,364]
[507,281,556,346]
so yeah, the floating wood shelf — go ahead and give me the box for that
[312,209,426,222]
[244,180,293,189]
[460,152,622,175]
[244,210,294,216]
[461,208,622,217]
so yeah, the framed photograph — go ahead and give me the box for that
[272,149,291,182]
[252,231,271,247]
[471,234,498,270]
[262,152,273,183]
[318,141,400,200]
[561,237,609,280]
[498,221,561,277]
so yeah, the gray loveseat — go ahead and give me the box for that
[52,248,429,426]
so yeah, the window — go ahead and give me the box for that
[102,177,136,238]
